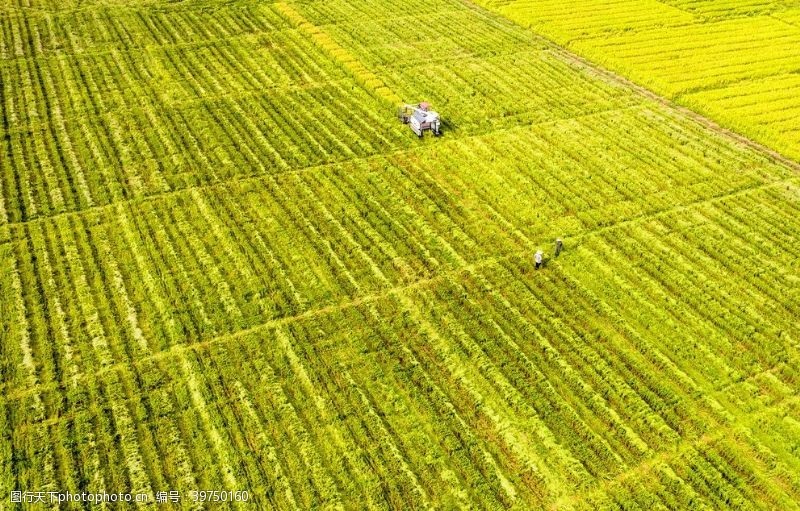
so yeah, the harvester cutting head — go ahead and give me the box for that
[398,102,441,137]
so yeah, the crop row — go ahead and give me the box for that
[0,19,366,115]
[488,0,694,40]
[0,27,351,125]
[570,16,800,94]
[0,41,406,223]
[0,1,287,59]
[6,227,797,508]
[297,0,467,25]
[662,0,790,19]
[378,51,639,135]
[320,8,535,69]
[1,0,424,224]
[681,72,800,162]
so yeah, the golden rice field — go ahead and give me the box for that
[1,0,799,509]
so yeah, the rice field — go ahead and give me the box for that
[2,0,799,509]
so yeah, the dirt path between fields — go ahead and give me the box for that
[460,0,800,174]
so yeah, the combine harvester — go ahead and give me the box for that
[398,102,442,137]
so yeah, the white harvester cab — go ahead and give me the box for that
[398,102,441,137]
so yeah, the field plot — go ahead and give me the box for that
[1,0,800,509]
[477,0,800,161]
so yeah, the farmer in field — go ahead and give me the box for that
[534,250,544,270]
[555,238,563,257]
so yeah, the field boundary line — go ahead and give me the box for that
[459,0,800,173]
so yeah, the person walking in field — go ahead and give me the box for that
[554,238,563,257]
[534,250,544,270]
